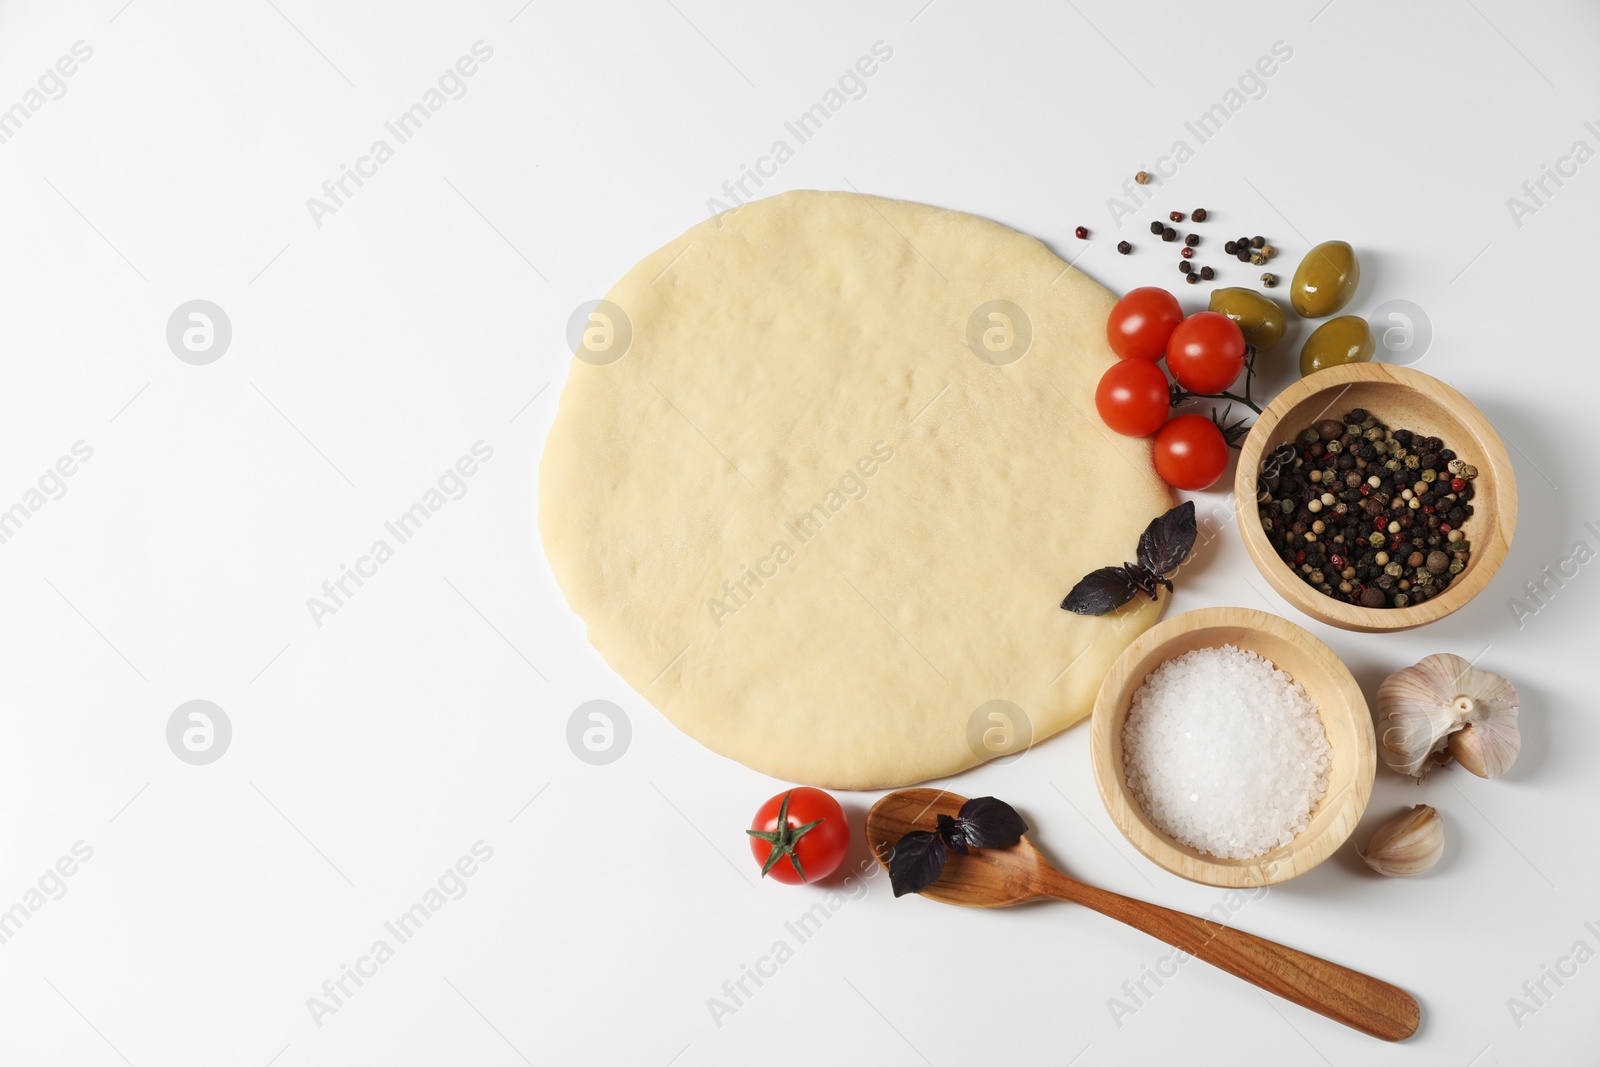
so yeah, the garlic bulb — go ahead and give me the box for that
[1360,805,1444,877]
[1375,653,1520,779]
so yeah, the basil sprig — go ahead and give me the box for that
[889,796,1028,897]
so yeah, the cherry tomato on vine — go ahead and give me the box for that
[1154,414,1230,491]
[1165,312,1246,394]
[747,787,849,884]
[1095,359,1171,436]
[1106,287,1184,362]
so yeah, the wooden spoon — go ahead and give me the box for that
[867,788,1420,1042]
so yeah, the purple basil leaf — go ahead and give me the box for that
[936,812,969,854]
[1061,567,1138,615]
[954,796,1028,849]
[1136,501,1198,577]
[888,830,948,897]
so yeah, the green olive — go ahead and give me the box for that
[1207,287,1287,352]
[1300,315,1374,376]
[1290,240,1360,318]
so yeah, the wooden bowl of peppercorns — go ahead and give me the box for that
[1235,363,1517,633]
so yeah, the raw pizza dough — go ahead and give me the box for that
[540,191,1171,789]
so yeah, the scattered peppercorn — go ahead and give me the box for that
[1236,236,1251,250]
[1162,227,1177,241]
[1185,272,1200,284]
[1180,246,1194,259]
[1150,221,1164,235]
[1257,411,1476,609]
[1235,250,1251,262]
[1261,244,1277,260]
[1192,208,1208,222]
[1251,235,1266,249]
[1199,266,1215,280]
[1179,261,1192,274]
[1184,233,1199,247]
[1075,225,1089,240]
[1224,240,1238,254]
[1135,171,1150,185]
[1261,273,1278,287]
[1117,240,1132,254]
[1169,211,1184,222]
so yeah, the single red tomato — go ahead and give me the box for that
[747,787,849,884]
[1106,286,1183,361]
[1165,312,1246,393]
[1154,414,1230,490]
[1095,359,1171,436]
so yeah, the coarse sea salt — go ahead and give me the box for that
[1122,644,1331,860]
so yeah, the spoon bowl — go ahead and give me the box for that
[865,788,1049,907]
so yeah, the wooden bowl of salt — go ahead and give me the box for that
[1090,606,1374,887]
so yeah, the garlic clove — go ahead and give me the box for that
[1447,705,1521,778]
[1359,805,1444,877]
[1374,654,1521,779]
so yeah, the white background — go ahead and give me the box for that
[0,0,1595,1064]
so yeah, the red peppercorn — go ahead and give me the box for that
[1358,484,1370,496]
[1439,523,1452,533]
[1450,477,1467,493]
[1295,550,1307,565]
[1180,246,1194,259]
[1329,554,1345,569]
[1374,516,1388,530]
[1075,225,1089,239]
[1422,504,1434,514]
[1169,211,1184,222]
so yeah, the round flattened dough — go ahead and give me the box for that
[540,191,1171,789]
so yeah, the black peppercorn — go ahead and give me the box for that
[1150,221,1164,235]
[1185,272,1199,284]
[1184,233,1199,247]
[1179,261,1192,274]
[1259,409,1474,610]
[1251,235,1265,248]
[1199,266,1214,280]
[1117,240,1132,254]
[1192,208,1208,222]
[1236,250,1251,262]
[1225,240,1238,254]
[1163,227,1177,241]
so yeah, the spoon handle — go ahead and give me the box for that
[1041,870,1419,1041]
